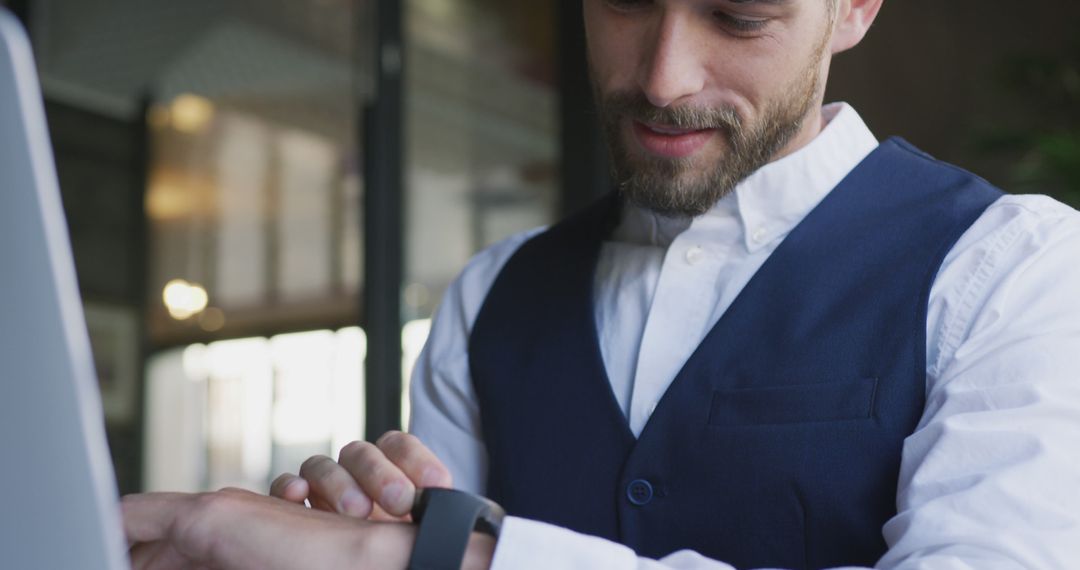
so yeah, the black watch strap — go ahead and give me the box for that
[407,488,505,570]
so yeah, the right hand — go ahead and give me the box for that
[269,431,453,521]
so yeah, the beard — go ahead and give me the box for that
[595,47,827,218]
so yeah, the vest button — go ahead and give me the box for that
[626,479,654,506]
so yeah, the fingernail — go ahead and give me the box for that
[339,489,371,517]
[381,481,411,513]
[283,478,304,496]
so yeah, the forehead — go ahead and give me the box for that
[714,0,815,13]
[601,0,811,14]
[697,0,798,7]
[584,0,823,25]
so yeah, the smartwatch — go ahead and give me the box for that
[407,488,505,570]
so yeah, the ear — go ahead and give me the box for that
[830,0,885,55]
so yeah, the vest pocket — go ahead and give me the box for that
[707,377,879,426]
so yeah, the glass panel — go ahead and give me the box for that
[147,99,362,339]
[31,0,369,340]
[204,338,274,491]
[400,318,432,428]
[401,1,560,414]
[143,327,366,492]
[31,0,373,491]
[143,347,207,492]
[212,113,271,308]
[276,130,336,301]
[404,0,559,318]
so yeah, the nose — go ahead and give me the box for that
[638,12,707,108]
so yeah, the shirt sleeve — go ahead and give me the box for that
[491,517,871,570]
[878,195,1080,569]
[490,517,736,570]
[407,228,544,494]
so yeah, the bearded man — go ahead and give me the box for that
[123,1,1080,569]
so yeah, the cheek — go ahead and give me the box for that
[697,55,772,121]
[702,33,821,117]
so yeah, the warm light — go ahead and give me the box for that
[170,94,215,134]
[199,307,226,332]
[163,279,210,320]
[146,182,191,221]
[147,103,171,130]
[145,170,216,221]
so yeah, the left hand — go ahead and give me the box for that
[121,488,496,570]
[122,487,412,570]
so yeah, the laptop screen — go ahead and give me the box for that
[0,9,129,570]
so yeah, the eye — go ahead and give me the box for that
[713,11,770,34]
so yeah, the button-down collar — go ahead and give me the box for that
[615,103,879,253]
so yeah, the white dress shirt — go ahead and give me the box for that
[408,103,1080,569]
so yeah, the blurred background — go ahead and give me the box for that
[1,0,1076,496]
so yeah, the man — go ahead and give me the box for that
[123,0,1080,568]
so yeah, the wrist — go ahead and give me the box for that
[407,488,504,570]
[461,532,496,570]
[353,521,414,569]
[354,524,493,570]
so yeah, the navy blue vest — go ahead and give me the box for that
[469,138,1002,569]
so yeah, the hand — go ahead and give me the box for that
[122,488,411,570]
[270,431,453,521]
[122,488,496,570]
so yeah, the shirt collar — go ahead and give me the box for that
[614,103,879,252]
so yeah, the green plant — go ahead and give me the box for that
[976,40,1080,206]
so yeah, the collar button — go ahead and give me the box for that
[751,226,768,244]
[684,246,705,265]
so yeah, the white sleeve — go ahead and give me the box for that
[879,195,1080,569]
[407,228,544,494]
[491,517,736,570]
[491,518,869,570]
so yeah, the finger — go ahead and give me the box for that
[369,501,409,522]
[299,455,373,518]
[269,473,309,503]
[310,496,337,513]
[338,439,415,517]
[377,431,453,489]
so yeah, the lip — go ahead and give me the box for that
[631,120,717,159]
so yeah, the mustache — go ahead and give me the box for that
[599,90,743,132]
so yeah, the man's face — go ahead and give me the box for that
[585,0,838,217]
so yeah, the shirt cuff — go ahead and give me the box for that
[490,516,641,570]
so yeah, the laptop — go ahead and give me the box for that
[0,8,129,569]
